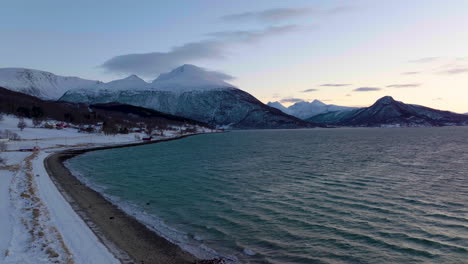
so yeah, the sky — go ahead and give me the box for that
[1,0,468,113]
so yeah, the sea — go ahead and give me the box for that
[66,127,468,264]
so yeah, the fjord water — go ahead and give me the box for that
[68,128,468,263]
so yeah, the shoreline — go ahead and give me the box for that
[44,134,206,264]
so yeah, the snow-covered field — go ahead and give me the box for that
[0,115,211,263]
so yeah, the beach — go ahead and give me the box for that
[44,137,199,264]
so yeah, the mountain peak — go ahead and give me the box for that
[151,65,235,91]
[155,65,207,81]
[311,99,326,106]
[175,64,203,73]
[267,101,288,112]
[123,74,143,81]
[375,96,396,105]
[106,74,147,85]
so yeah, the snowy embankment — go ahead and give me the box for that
[0,115,209,263]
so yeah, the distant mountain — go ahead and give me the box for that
[267,100,357,120]
[266,101,289,113]
[0,68,100,99]
[60,65,315,129]
[307,96,468,127]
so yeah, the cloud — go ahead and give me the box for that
[353,87,381,92]
[327,5,356,14]
[102,25,299,77]
[433,97,443,101]
[439,67,468,75]
[320,83,351,87]
[280,98,304,103]
[402,71,420,75]
[220,6,355,23]
[386,83,420,88]
[301,88,318,93]
[220,7,315,23]
[409,57,440,63]
[206,25,299,43]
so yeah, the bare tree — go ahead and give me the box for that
[17,118,27,131]
[32,118,42,128]
[0,142,6,152]
[102,120,118,135]
[0,130,19,141]
[145,122,156,136]
[0,141,6,165]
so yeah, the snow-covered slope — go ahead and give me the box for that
[0,68,100,100]
[60,65,312,129]
[267,100,356,120]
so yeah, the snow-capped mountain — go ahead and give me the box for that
[267,100,356,120]
[266,101,289,113]
[59,65,313,129]
[98,74,150,90]
[151,64,234,91]
[307,96,468,127]
[0,68,100,99]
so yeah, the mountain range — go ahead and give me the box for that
[267,100,357,120]
[0,66,467,128]
[0,68,100,99]
[0,65,314,129]
[307,96,468,127]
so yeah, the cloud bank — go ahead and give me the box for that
[102,6,352,77]
[101,41,225,77]
[101,25,299,77]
